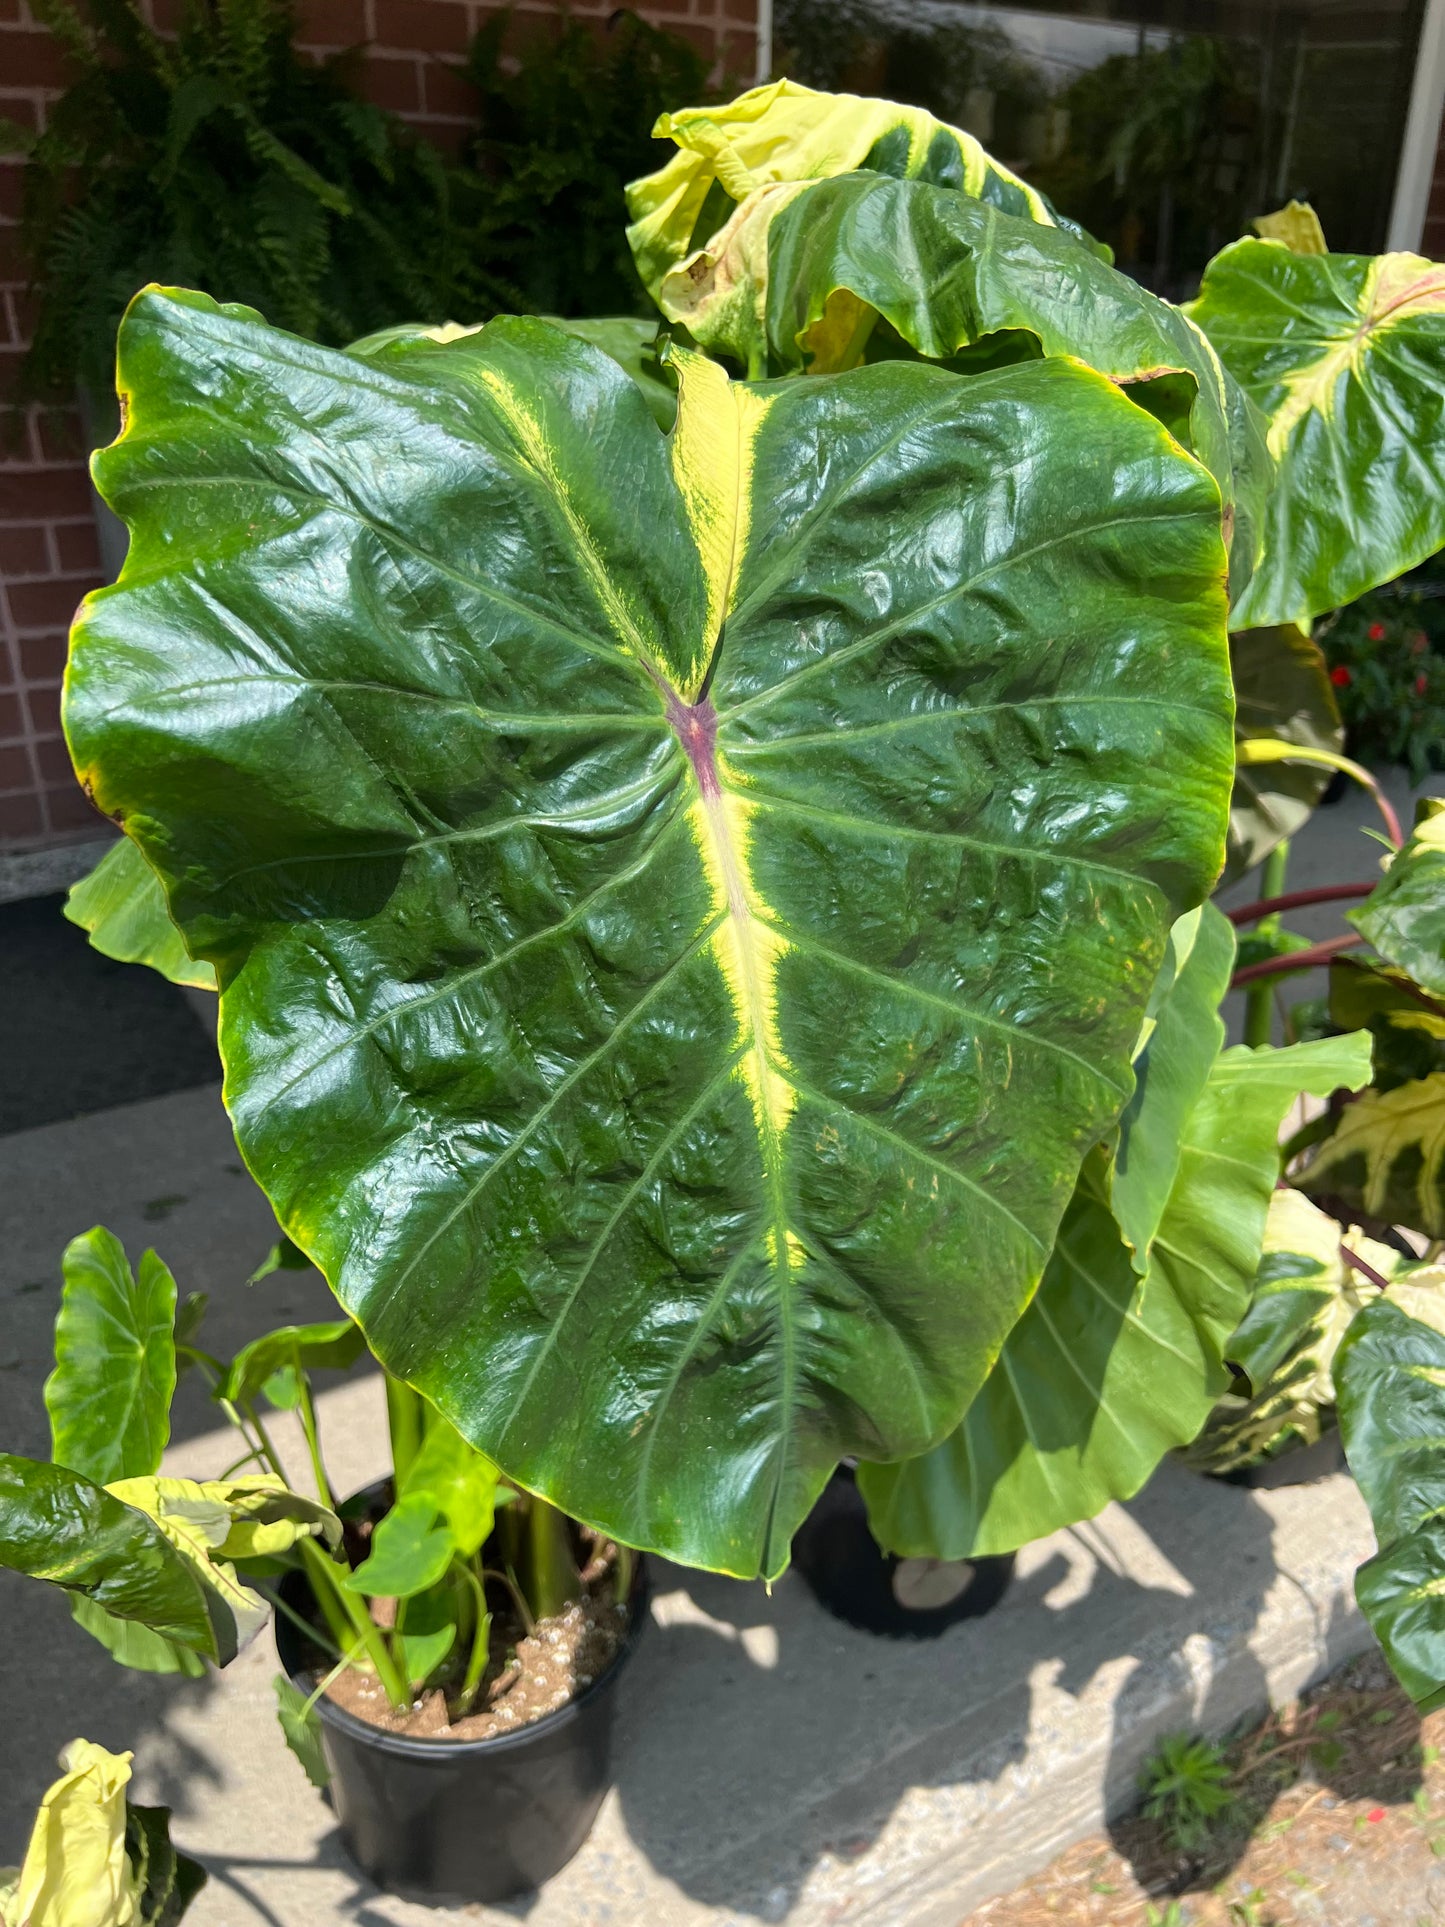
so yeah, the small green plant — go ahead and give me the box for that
[0,1225,630,1779]
[1139,1732,1236,1852]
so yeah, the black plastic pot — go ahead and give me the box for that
[789,1465,1015,1638]
[1215,1426,1347,1490]
[274,1524,649,1906]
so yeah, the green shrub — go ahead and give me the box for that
[4,0,496,405]
[462,8,712,318]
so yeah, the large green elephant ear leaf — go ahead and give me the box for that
[859,1032,1373,1558]
[66,287,1232,1580]
[1187,239,1445,628]
[46,1228,178,1484]
[746,173,1268,630]
[64,837,217,991]
[1337,1282,1445,1710]
[1225,623,1343,880]
[1350,799,1445,996]
[625,78,1102,311]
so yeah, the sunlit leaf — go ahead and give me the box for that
[1182,1187,1399,1474]
[402,1416,500,1559]
[63,836,217,991]
[1112,902,1235,1270]
[1252,200,1327,254]
[344,1493,454,1598]
[66,288,1233,1578]
[756,171,1268,603]
[0,1739,137,1927]
[859,1032,1373,1556]
[67,1597,207,1679]
[45,1228,177,1484]
[624,78,1099,307]
[1188,241,1445,628]
[220,1319,364,1408]
[104,1473,339,1655]
[105,1475,270,1653]
[1301,1071,1445,1237]
[0,1456,224,1661]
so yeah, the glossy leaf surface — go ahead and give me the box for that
[1227,1188,1381,1387]
[0,1455,223,1660]
[46,1228,177,1484]
[1188,241,1445,628]
[1351,799,1445,996]
[64,838,217,991]
[860,1033,1373,1557]
[625,78,1093,306]
[1338,1288,1445,1709]
[67,289,1233,1577]
[1226,624,1343,880]
[1301,1071,1445,1237]
[348,314,679,434]
[755,173,1267,602]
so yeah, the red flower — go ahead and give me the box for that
[1331,665,1352,687]
[1368,1806,1385,1823]
[1368,622,1387,642]
[1417,673,1430,696]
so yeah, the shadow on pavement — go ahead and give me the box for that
[602,1461,1300,1921]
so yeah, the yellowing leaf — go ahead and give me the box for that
[105,1475,338,1652]
[625,79,1081,300]
[3,1740,137,1927]
[1302,1072,1445,1238]
[1252,201,1327,254]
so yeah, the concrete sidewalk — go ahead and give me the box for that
[1,1084,1379,1927]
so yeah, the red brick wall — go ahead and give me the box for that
[0,0,759,851]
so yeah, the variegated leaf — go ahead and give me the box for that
[65,288,1233,1578]
[1188,242,1445,627]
